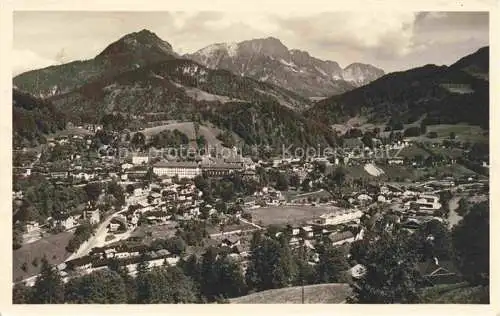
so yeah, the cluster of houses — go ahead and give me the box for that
[108,182,204,233]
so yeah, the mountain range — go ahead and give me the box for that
[13,30,337,148]
[186,37,384,98]
[12,29,489,149]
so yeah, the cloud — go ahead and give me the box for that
[12,49,57,76]
[273,12,417,59]
[13,11,489,74]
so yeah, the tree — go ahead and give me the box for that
[216,255,247,299]
[13,224,23,250]
[64,270,127,303]
[275,172,289,191]
[84,182,102,205]
[32,257,65,303]
[245,231,297,292]
[323,167,347,198]
[361,132,374,148]
[293,245,317,286]
[289,173,301,188]
[126,184,135,195]
[165,236,187,255]
[13,282,33,304]
[136,253,150,275]
[316,244,349,283]
[131,132,146,148]
[420,121,427,134]
[135,266,199,303]
[413,219,452,260]
[452,201,489,286]
[218,180,235,202]
[348,230,423,303]
[196,135,206,149]
[179,254,201,286]
[199,247,220,300]
[107,181,125,206]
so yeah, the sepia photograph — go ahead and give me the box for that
[4,4,494,309]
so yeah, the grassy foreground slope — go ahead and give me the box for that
[230,283,351,304]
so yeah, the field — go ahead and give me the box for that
[410,124,488,143]
[344,162,479,183]
[13,231,74,282]
[135,122,233,147]
[230,283,351,304]
[247,206,335,226]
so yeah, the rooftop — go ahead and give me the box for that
[153,161,199,168]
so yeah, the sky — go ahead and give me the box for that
[13,11,489,76]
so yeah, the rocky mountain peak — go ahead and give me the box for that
[96,29,176,60]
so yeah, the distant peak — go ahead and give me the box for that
[96,29,175,60]
[122,29,163,42]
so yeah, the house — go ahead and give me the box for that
[201,161,243,177]
[388,158,404,165]
[109,223,120,232]
[377,195,388,203]
[24,221,39,233]
[84,209,100,225]
[221,235,241,247]
[73,172,93,181]
[153,161,201,179]
[50,171,68,179]
[132,155,149,165]
[67,256,93,271]
[418,258,461,285]
[415,194,442,212]
[59,215,79,230]
[121,163,134,171]
[350,264,367,279]
[357,194,373,203]
[301,226,314,239]
[328,231,355,246]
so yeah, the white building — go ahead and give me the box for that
[318,209,363,226]
[84,209,100,225]
[415,194,442,211]
[132,155,149,165]
[121,163,134,170]
[24,221,39,233]
[152,161,201,179]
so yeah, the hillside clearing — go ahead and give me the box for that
[13,231,74,282]
[230,283,351,304]
[135,122,234,147]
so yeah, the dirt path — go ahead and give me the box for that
[447,196,463,228]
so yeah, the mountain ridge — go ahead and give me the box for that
[305,46,489,129]
[185,37,385,98]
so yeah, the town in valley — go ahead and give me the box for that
[11,11,490,304]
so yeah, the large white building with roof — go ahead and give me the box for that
[317,209,363,226]
[152,161,201,179]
